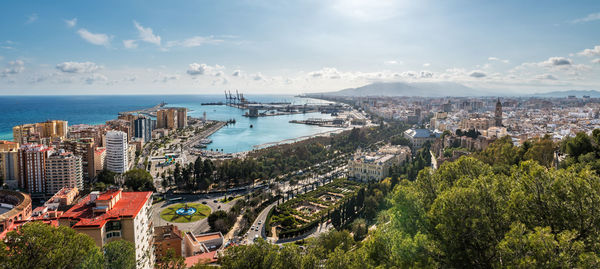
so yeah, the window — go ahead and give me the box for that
[105,221,121,232]
[106,231,121,239]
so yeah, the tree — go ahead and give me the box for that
[1,222,101,269]
[97,169,117,184]
[123,168,155,191]
[156,248,186,269]
[351,218,368,241]
[104,240,136,269]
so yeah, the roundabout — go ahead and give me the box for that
[160,203,211,223]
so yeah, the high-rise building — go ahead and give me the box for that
[106,119,133,142]
[495,98,502,127]
[156,108,187,130]
[18,144,54,194]
[45,151,83,195]
[62,138,96,181]
[0,141,20,188]
[59,190,154,269]
[134,116,155,142]
[177,108,187,129]
[105,131,128,174]
[13,120,68,145]
[94,147,106,175]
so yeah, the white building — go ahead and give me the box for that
[45,150,83,195]
[403,129,441,148]
[348,145,411,182]
[105,131,129,174]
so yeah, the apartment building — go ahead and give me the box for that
[18,143,54,194]
[59,190,154,269]
[45,151,83,195]
[0,141,20,188]
[105,131,128,174]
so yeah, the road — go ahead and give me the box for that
[243,163,347,244]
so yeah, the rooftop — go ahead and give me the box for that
[60,190,151,228]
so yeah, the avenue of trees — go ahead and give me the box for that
[165,123,410,192]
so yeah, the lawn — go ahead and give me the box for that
[160,203,212,223]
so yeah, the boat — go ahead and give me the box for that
[250,124,253,128]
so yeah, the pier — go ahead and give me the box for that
[120,101,167,117]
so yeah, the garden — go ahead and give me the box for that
[267,179,364,238]
[160,202,212,223]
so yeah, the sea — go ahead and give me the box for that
[0,95,340,153]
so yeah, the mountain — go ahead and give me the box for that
[314,81,481,97]
[531,90,600,98]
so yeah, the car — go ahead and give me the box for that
[202,201,207,204]
[217,205,221,209]
[213,200,218,203]
[255,227,260,231]
[257,220,262,225]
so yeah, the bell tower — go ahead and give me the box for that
[494,98,502,127]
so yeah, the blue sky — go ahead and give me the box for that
[0,0,599,94]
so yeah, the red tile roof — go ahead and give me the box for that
[60,191,152,228]
[184,251,218,267]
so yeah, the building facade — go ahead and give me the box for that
[13,120,68,145]
[105,131,128,174]
[45,151,83,195]
[156,108,187,130]
[62,138,96,181]
[348,145,411,182]
[134,116,155,142]
[0,141,20,188]
[495,98,503,127]
[18,144,54,194]
[403,128,441,148]
[0,190,32,238]
[59,190,154,269]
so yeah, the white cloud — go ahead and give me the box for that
[133,21,161,46]
[571,12,600,24]
[56,61,101,73]
[232,70,242,77]
[166,36,223,48]
[541,57,572,66]
[308,67,342,79]
[419,71,433,78]
[423,63,431,67]
[26,13,38,24]
[578,45,600,57]
[536,74,558,80]
[123,40,138,49]
[469,70,486,78]
[1,60,25,77]
[77,29,111,46]
[592,58,600,64]
[186,63,224,76]
[488,57,509,63]
[84,74,107,84]
[384,60,400,65]
[64,18,77,28]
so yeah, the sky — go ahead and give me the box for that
[0,0,600,95]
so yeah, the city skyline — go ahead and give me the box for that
[1,0,600,95]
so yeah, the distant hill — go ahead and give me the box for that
[531,90,600,98]
[314,81,481,97]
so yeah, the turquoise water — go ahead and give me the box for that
[0,95,339,153]
[169,97,339,153]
